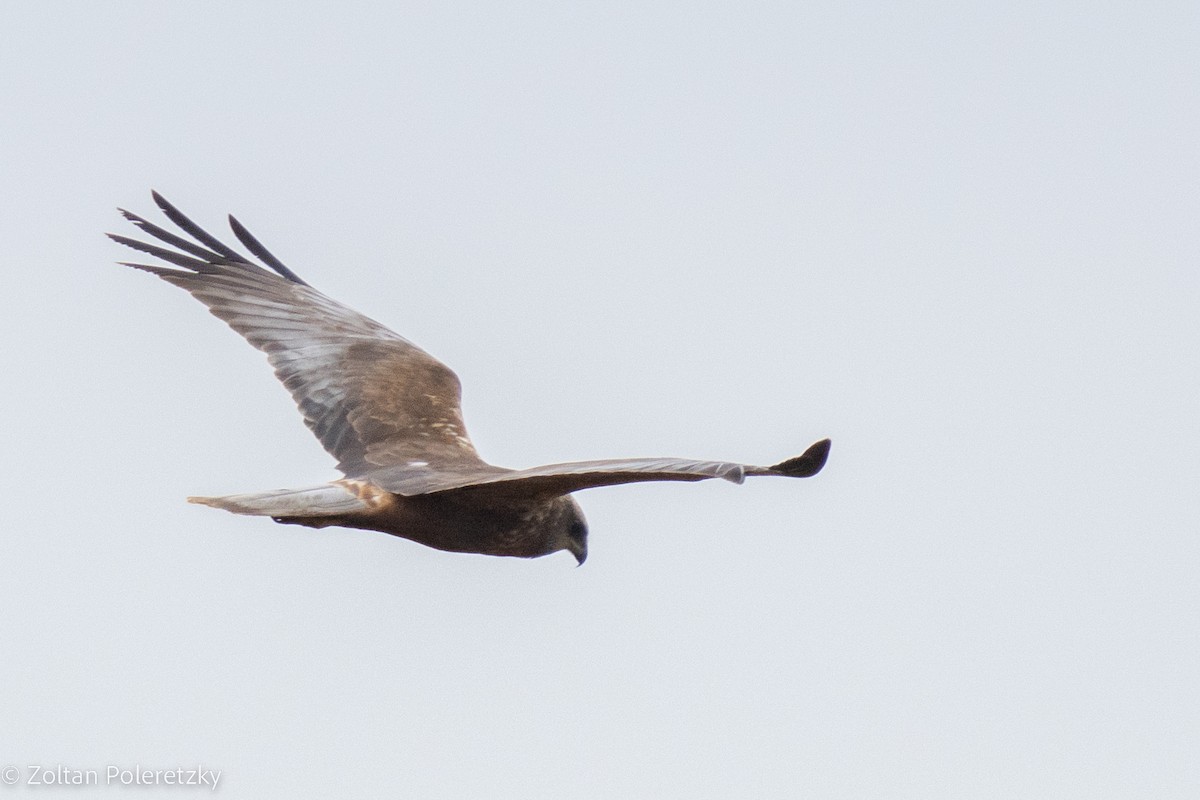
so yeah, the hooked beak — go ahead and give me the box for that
[567,541,588,566]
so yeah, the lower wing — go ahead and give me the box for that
[371,439,831,497]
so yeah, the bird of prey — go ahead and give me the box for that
[109,193,830,565]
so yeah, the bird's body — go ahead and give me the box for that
[196,479,587,560]
[110,193,829,564]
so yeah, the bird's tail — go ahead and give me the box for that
[188,482,373,518]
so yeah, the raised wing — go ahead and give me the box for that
[109,192,484,476]
[371,439,831,497]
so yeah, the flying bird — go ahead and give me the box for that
[109,193,830,564]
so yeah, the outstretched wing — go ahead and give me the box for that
[109,192,484,476]
[371,439,831,497]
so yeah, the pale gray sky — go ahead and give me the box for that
[2,2,1198,798]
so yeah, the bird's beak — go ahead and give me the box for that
[567,541,588,566]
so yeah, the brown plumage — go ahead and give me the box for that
[110,192,830,564]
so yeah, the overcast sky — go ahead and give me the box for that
[2,2,1198,798]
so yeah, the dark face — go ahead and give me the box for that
[549,495,588,565]
[567,514,589,565]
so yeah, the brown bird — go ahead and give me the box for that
[109,193,830,565]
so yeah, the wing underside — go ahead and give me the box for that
[109,192,484,476]
[371,438,831,497]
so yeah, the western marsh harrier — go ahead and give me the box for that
[110,193,830,564]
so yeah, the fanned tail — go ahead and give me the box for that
[188,483,371,517]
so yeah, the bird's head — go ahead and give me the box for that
[552,495,589,566]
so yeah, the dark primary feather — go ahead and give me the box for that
[107,234,219,273]
[119,209,229,263]
[228,214,309,285]
[760,438,831,478]
[151,190,250,265]
[111,193,483,476]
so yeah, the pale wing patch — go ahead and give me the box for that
[333,479,397,511]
